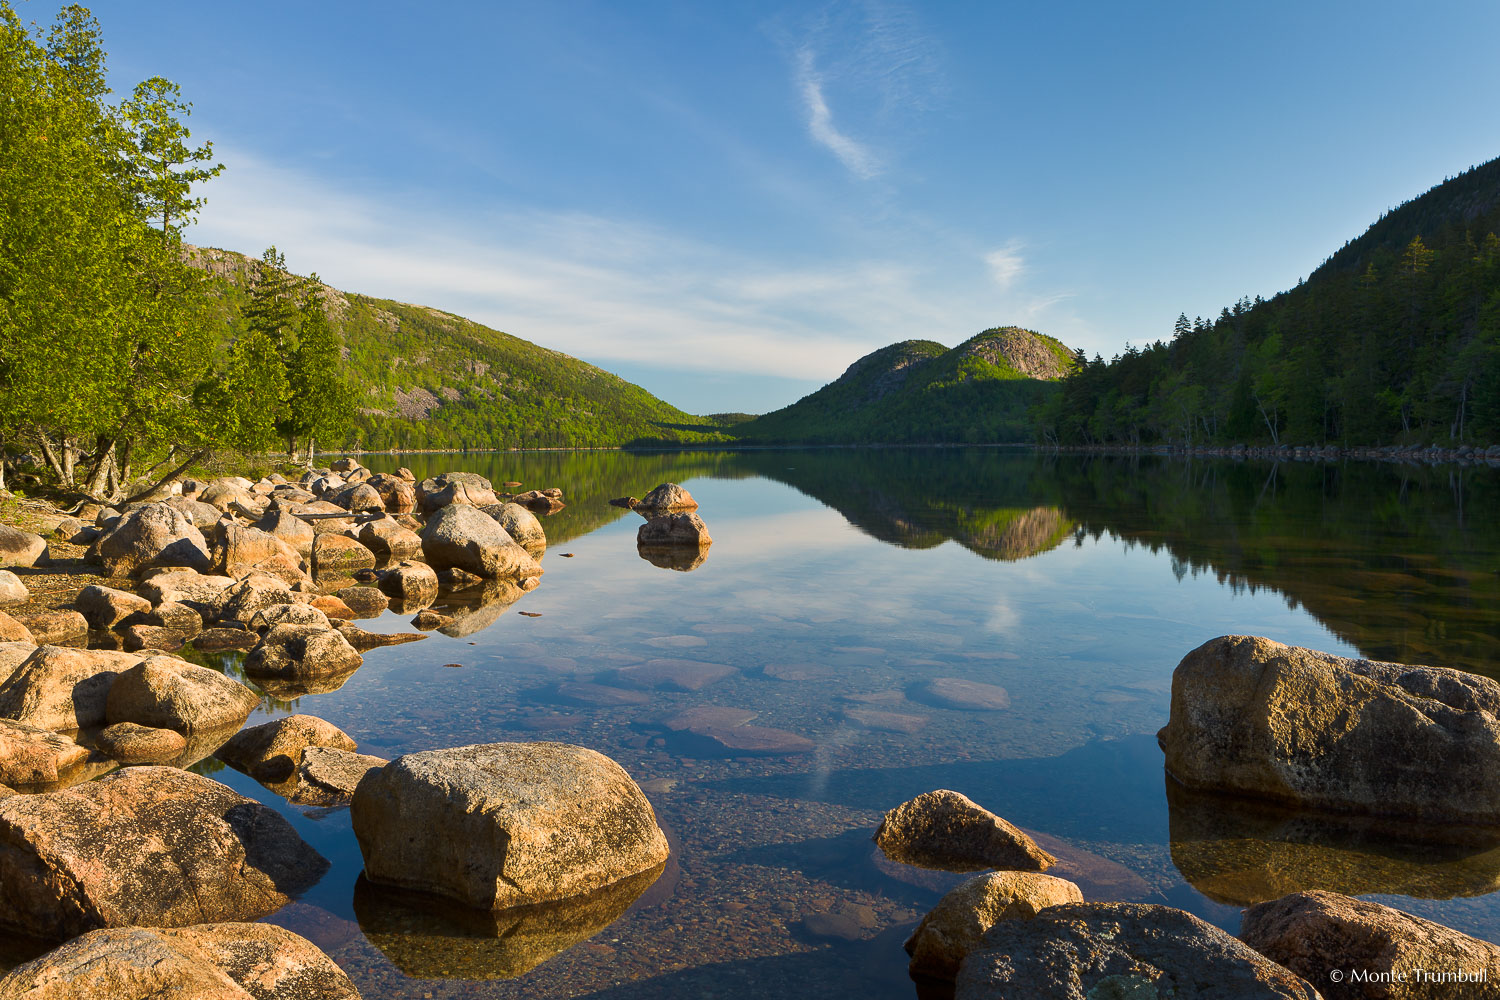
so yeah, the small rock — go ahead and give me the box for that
[217,714,359,782]
[410,609,453,630]
[875,789,1055,872]
[74,584,152,630]
[635,483,698,511]
[142,601,203,637]
[844,707,927,734]
[685,724,815,756]
[378,560,439,604]
[94,722,188,763]
[553,681,652,707]
[608,496,639,508]
[333,585,388,618]
[906,871,1083,981]
[243,624,363,681]
[121,624,187,652]
[436,566,484,590]
[248,602,332,631]
[332,620,427,651]
[0,610,33,643]
[0,569,28,602]
[661,705,757,731]
[9,609,88,646]
[309,594,355,620]
[0,523,49,568]
[637,512,712,547]
[312,534,376,575]
[290,746,387,806]
[0,718,91,787]
[192,627,260,652]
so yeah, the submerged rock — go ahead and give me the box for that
[911,677,1011,711]
[351,742,670,909]
[332,620,427,651]
[0,922,360,999]
[906,870,1084,981]
[1240,890,1500,1000]
[1160,635,1500,824]
[875,789,1055,872]
[0,766,328,941]
[956,902,1320,999]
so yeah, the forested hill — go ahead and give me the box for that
[1042,157,1500,448]
[188,246,736,450]
[737,327,1077,444]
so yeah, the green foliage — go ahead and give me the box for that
[1049,158,1500,447]
[281,279,355,452]
[120,75,222,234]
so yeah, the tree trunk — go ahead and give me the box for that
[125,447,211,504]
[35,429,71,487]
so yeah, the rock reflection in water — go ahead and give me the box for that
[637,546,709,572]
[1167,778,1500,905]
[251,667,361,700]
[436,578,537,637]
[353,861,665,980]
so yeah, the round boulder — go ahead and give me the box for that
[351,742,669,909]
[635,482,698,512]
[875,789,1054,872]
[420,504,542,580]
[906,871,1083,981]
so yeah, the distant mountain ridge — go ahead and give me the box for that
[186,246,735,450]
[738,326,1077,444]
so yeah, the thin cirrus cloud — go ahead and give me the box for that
[795,48,881,179]
[186,149,999,383]
[985,241,1025,290]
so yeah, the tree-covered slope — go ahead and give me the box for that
[1043,157,1500,448]
[188,246,734,450]
[738,326,1076,444]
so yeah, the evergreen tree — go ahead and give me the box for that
[281,277,355,462]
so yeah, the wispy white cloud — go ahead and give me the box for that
[985,241,1025,289]
[778,1,945,180]
[795,49,881,178]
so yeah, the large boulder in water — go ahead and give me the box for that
[216,713,359,782]
[1240,890,1500,999]
[0,922,361,1000]
[637,512,711,547]
[875,789,1055,872]
[0,766,328,941]
[485,502,546,552]
[94,503,211,577]
[350,742,669,909]
[103,656,259,734]
[635,482,698,512]
[1159,635,1500,824]
[955,903,1320,999]
[419,504,542,580]
[243,624,362,682]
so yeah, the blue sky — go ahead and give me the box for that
[25,0,1500,414]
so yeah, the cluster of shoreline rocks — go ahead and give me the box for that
[881,635,1500,998]
[0,461,692,996]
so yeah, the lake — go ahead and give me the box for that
[149,450,1500,995]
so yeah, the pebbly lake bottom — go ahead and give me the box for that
[15,448,1500,997]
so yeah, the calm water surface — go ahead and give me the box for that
[142,451,1500,995]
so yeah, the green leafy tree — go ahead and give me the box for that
[281,278,355,462]
[121,76,222,234]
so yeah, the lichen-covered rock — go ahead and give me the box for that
[635,482,698,512]
[1241,890,1500,1000]
[216,713,359,782]
[243,624,363,681]
[248,603,333,631]
[351,742,670,909]
[0,645,144,731]
[10,609,88,646]
[1160,635,1500,824]
[209,522,308,585]
[104,656,259,734]
[0,922,361,1000]
[216,573,295,626]
[637,512,711,547]
[191,627,260,652]
[143,600,204,637]
[0,766,328,941]
[163,494,225,529]
[312,534,376,576]
[0,569,29,602]
[333,585,388,619]
[485,503,547,551]
[955,903,1321,999]
[121,623,187,653]
[376,560,438,605]
[906,871,1083,981]
[136,569,235,614]
[94,503,211,576]
[418,478,499,514]
[255,504,317,558]
[0,523,48,568]
[94,721,188,764]
[0,717,91,787]
[0,610,33,643]
[356,515,423,561]
[74,585,153,630]
[875,789,1054,872]
[289,747,388,807]
[420,504,542,580]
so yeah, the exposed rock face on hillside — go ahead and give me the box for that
[836,341,949,405]
[957,326,1072,380]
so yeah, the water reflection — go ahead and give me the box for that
[1166,779,1500,905]
[353,863,665,980]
